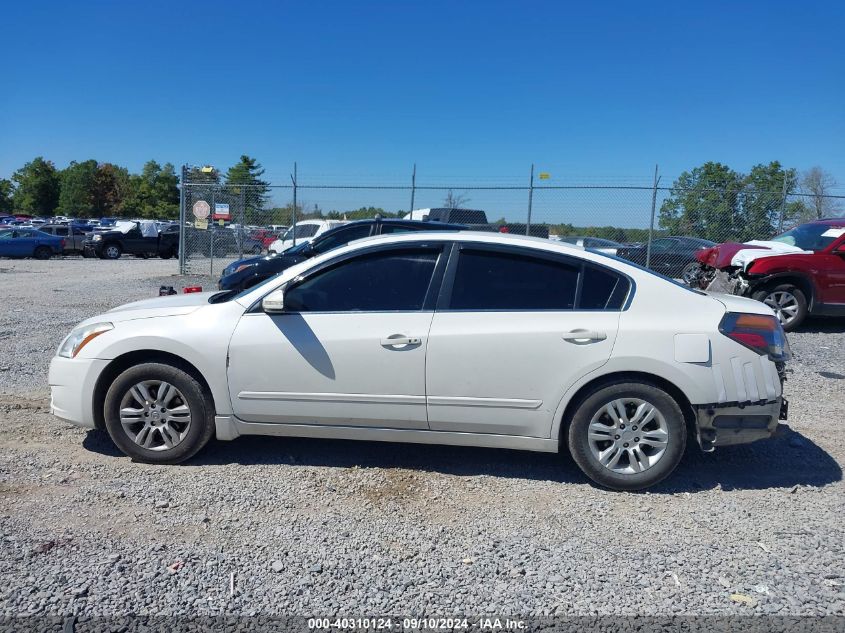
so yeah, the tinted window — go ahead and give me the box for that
[312,224,372,254]
[580,266,629,310]
[650,239,678,253]
[55,227,69,236]
[450,249,578,310]
[285,248,439,312]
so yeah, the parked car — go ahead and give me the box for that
[220,218,467,291]
[615,236,716,283]
[82,220,179,259]
[179,225,265,257]
[0,227,64,259]
[557,236,625,255]
[39,224,91,254]
[268,220,347,254]
[49,232,789,490]
[693,218,845,330]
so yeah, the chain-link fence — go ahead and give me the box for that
[179,165,845,280]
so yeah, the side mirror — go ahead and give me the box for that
[262,288,286,313]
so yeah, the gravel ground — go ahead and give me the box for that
[0,258,843,622]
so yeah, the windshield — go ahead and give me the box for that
[282,224,320,240]
[770,223,845,251]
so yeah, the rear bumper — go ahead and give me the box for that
[48,356,109,429]
[694,397,784,451]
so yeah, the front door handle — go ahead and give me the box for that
[561,329,607,343]
[380,335,422,347]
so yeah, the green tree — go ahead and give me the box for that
[92,163,130,216]
[225,155,270,209]
[659,162,745,242]
[58,159,99,216]
[740,162,799,239]
[0,179,13,214]
[12,157,61,216]
[186,165,221,184]
[124,160,180,219]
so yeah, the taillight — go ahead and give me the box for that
[719,312,790,361]
[183,286,202,293]
[60,239,66,248]
[498,226,510,233]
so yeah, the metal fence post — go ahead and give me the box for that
[238,186,244,260]
[291,162,297,246]
[179,165,187,275]
[526,163,534,235]
[777,174,789,233]
[646,164,659,269]
[209,187,215,276]
[409,163,416,217]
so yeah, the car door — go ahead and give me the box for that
[816,233,845,304]
[227,243,447,429]
[425,244,627,438]
[53,226,70,252]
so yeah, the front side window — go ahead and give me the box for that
[284,248,439,312]
[649,239,678,253]
[449,249,578,310]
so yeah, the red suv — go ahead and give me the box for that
[694,218,845,330]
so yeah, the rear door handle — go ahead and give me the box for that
[381,335,422,347]
[562,330,607,342]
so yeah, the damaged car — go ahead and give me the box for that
[692,218,845,330]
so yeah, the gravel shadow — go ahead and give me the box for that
[83,423,841,493]
[792,316,845,333]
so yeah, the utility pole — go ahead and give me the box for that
[409,163,417,218]
[291,162,297,246]
[646,164,660,269]
[526,163,534,235]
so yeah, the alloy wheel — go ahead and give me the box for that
[106,245,120,259]
[587,398,669,474]
[763,290,799,326]
[118,380,192,451]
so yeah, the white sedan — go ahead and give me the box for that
[49,232,790,490]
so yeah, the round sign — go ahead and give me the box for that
[192,200,210,220]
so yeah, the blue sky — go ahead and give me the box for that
[1,0,843,222]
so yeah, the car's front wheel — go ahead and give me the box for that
[680,262,701,286]
[103,363,215,464]
[753,284,807,331]
[567,381,686,490]
[103,243,122,260]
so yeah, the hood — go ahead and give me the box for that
[102,291,218,321]
[696,239,812,270]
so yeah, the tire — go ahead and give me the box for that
[33,246,52,260]
[103,362,215,464]
[103,243,122,260]
[567,381,687,491]
[752,284,808,331]
[680,262,701,287]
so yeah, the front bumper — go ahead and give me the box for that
[48,356,109,429]
[82,243,102,257]
[695,397,785,451]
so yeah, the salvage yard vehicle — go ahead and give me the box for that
[693,218,845,331]
[49,232,790,490]
[219,217,466,292]
[82,220,179,260]
[615,236,715,283]
[39,224,91,255]
[268,220,347,254]
[0,227,64,259]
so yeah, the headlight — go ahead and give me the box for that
[57,322,113,358]
[92,234,102,241]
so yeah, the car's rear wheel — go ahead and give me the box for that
[103,243,122,260]
[753,284,807,331]
[103,363,215,464]
[33,246,53,260]
[567,381,686,490]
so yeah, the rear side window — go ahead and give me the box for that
[285,248,439,312]
[580,265,630,310]
[449,250,578,310]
